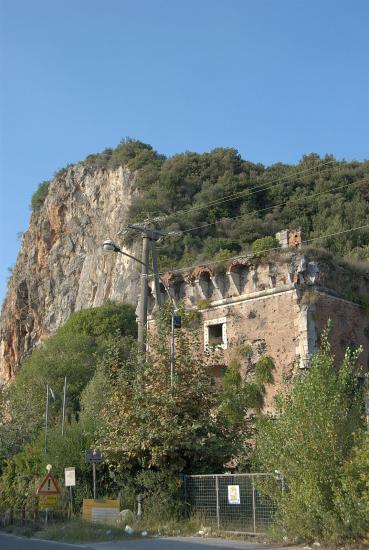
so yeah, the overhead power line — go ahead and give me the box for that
[151,160,339,220]
[135,158,339,223]
[159,223,369,276]
[167,177,368,236]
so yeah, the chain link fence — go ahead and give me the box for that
[183,473,282,535]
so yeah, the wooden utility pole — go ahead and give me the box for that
[127,223,165,354]
[138,233,150,354]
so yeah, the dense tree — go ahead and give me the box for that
[121,147,369,269]
[0,303,136,464]
[253,324,368,543]
[96,305,237,475]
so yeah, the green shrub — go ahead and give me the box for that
[252,236,280,255]
[30,180,50,211]
[254,356,275,385]
[254,325,367,543]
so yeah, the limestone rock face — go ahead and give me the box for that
[0,163,142,383]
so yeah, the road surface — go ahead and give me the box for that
[0,533,302,550]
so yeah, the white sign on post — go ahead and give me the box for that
[64,467,76,487]
[227,484,240,504]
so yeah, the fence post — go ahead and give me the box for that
[252,475,256,535]
[184,475,188,514]
[215,475,220,530]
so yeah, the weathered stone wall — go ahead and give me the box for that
[314,293,369,369]
[154,251,369,409]
[0,163,141,383]
[198,289,300,411]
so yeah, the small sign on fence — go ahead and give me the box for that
[227,484,241,504]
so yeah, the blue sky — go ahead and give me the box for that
[0,0,368,305]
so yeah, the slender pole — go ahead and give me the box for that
[44,384,49,454]
[138,235,150,354]
[252,475,256,535]
[170,314,175,386]
[215,476,220,530]
[61,376,67,436]
[69,486,73,518]
[93,463,97,500]
[150,241,162,308]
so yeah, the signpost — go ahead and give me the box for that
[65,467,76,486]
[37,466,61,525]
[65,467,76,518]
[85,450,102,500]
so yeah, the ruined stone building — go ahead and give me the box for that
[148,237,369,410]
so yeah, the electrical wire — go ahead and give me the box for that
[158,223,369,276]
[150,160,339,220]
[166,177,368,236]
[135,158,340,222]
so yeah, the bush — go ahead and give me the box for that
[30,180,50,211]
[251,236,280,255]
[254,325,368,543]
[0,303,136,464]
[97,302,237,475]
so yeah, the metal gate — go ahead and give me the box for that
[183,473,281,534]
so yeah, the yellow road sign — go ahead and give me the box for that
[38,494,58,510]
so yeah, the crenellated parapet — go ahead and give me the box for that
[148,251,337,311]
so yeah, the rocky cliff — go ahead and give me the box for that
[0,163,142,383]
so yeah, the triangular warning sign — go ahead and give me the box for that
[37,472,61,495]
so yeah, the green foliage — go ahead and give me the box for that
[219,356,275,423]
[0,442,43,510]
[0,301,137,510]
[30,180,50,212]
[218,356,275,471]
[196,299,211,310]
[255,356,275,385]
[0,303,136,463]
[254,326,367,543]
[124,150,369,269]
[97,305,236,475]
[84,137,165,174]
[333,433,369,542]
[252,236,280,255]
[134,470,184,524]
[57,302,137,346]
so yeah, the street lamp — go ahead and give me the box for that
[103,239,149,353]
[103,239,146,267]
[102,238,179,384]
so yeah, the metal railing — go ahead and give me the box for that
[183,473,281,535]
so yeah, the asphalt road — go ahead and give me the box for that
[0,532,86,549]
[0,533,303,550]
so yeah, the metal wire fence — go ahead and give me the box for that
[183,473,282,535]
